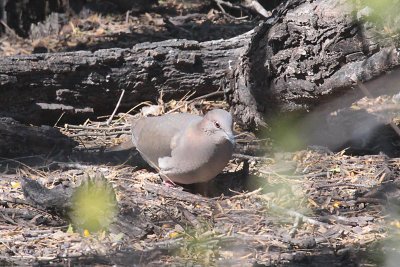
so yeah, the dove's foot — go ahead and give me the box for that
[163,180,176,188]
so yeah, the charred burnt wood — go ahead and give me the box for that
[0,117,76,157]
[1,0,400,134]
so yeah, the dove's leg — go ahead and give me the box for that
[163,180,175,188]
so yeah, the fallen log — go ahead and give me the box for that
[0,36,248,125]
[0,117,76,157]
[1,0,399,147]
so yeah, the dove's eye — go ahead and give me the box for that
[213,121,221,129]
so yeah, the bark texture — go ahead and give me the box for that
[0,37,248,125]
[0,117,76,157]
[1,0,400,133]
[225,0,400,130]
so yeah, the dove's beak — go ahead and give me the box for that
[225,132,235,145]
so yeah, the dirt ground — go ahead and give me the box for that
[1,1,399,266]
[0,0,257,56]
[1,98,398,266]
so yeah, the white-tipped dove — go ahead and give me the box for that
[131,109,235,184]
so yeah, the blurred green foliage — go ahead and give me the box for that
[68,174,118,234]
[352,0,400,41]
[267,113,304,151]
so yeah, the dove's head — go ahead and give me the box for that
[201,109,235,145]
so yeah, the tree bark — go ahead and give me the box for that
[225,0,400,130]
[0,36,249,125]
[0,117,76,157]
[1,0,400,132]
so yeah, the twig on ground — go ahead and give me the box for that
[316,182,369,189]
[65,125,129,131]
[0,21,23,41]
[69,131,130,137]
[145,237,185,249]
[215,0,242,10]
[54,112,65,127]
[289,215,301,237]
[179,206,202,230]
[272,204,330,227]
[229,188,262,200]
[113,101,152,124]
[166,91,224,114]
[0,212,17,225]
[258,169,303,183]
[107,89,125,125]
[263,171,327,179]
[0,157,47,178]
[233,153,273,162]
[143,183,211,204]
[213,0,249,20]
[244,0,272,18]
[125,10,130,25]
[254,194,330,228]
